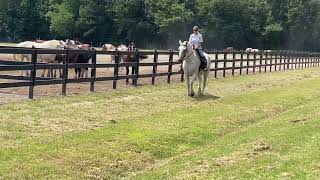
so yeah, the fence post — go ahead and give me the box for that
[302,53,304,68]
[113,50,120,89]
[278,51,282,71]
[214,52,218,78]
[308,53,310,68]
[232,52,236,76]
[167,49,173,84]
[265,52,268,73]
[292,52,295,69]
[152,49,158,85]
[297,53,300,68]
[29,48,37,99]
[259,52,263,73]
[313,53,315,68]
[240,52,243,75]
[246,52,250,74]
[274,51,278,71]
[62,50,69,96]
[270,52,273,72]
[283,51,287,70]
[305,52,307,68]
[301,53,304,68]
[223,52,227,77]
[90,50,97,92]
[253,52,256,74]
[133,50,140,86]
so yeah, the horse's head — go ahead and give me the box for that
[178,40,193,61]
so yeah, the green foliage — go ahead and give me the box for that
[145,0,194,45]
[46,1,77,37]
[113,0,157,45]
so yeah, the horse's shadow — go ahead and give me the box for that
[193,93,220,102]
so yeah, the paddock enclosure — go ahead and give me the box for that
[0,45,320,100]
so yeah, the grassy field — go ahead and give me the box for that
[1,68,320,179]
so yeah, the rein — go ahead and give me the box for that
[181,45,194,60]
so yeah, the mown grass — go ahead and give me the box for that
[1,68,320,179]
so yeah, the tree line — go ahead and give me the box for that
[1,0,320,51]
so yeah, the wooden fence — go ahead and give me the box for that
[0,46,320,99]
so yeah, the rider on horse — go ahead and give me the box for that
[178,26,208,71]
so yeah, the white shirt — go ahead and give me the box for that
[189,33,203,48]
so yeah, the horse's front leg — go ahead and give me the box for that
[23,56,30,77]
[202,71,209,95]
[186,75,191,96]
[197,74,202,96]
[47,68,53,77]
[74,68,78,79]
[85,68,88,78]
[41,69,46,77]
[190,76,195,97]
[20,56,24,76]
[80,68,84,78]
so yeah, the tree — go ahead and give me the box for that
[46,0,80,38]
[198,0,253,48]
[112,0,157,46]
[19,0,50,40]
[76,0,114,44]
[145,0,194,47]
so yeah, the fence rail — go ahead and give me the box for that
[0,46,320,99]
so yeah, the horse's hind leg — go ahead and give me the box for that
[202,71,209,95]
[25,56,30,77]
[197,74,202,95]
[84,68,88,78]
[20,56,24,76]
[47,68,53,77]
[186,76,191,96]
[41,69,45,77]
[190,76,196,97]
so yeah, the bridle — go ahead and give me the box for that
[180,44,194,60]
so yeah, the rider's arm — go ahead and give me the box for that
[194,43,202,49]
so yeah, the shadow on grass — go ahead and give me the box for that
[194,93,220,101]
